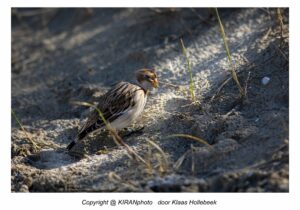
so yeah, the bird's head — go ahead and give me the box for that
[136,68,159,90]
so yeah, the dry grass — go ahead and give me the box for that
[71,101,150,167]
[165,134,211,147]
[12,109,40,152]
[174,149,190,170]
[277,8,284,43]
[12,109,59,153]
[166,134,212,172]
[71,101,172,177]
[146,139,169,175]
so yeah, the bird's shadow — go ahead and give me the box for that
[26,148,78,170]
[26,127,144,170]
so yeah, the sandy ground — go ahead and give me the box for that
[11,8,289,192]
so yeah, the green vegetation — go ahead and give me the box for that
[214,8,245,97]
[180,38,197,102]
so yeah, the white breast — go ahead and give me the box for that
[110,90,147,130]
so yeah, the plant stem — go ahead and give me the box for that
[180,38,197,102]
[214,8,245,96]
[11,109,40,150]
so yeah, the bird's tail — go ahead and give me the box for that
[66,140,77,150]
[67,130,88,150]
[67,140,76,150]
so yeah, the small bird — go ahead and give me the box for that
[66,68,159,150]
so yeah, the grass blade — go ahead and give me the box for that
[180,38,196,102]
[165,134,211,147]
[70,101,149,167]
[11,109,40,151]
[146,139,169,172]
[214,8,244,96]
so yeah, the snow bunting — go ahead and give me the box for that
[67,69,158,150]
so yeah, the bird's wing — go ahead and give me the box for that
[77,82,144,139]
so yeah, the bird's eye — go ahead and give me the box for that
[145,75,151,79]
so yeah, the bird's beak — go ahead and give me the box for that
[152,78,159,88]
